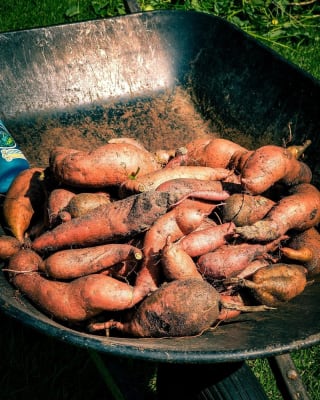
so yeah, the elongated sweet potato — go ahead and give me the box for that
[3,167,45,242]
[197,237,284,280]
[119,166,233,196]
[240,145,312,194]
[155,177,241,195]
[88,279,221,337]
[32,190,183,253]
[177,222,236,258]
[49,142,161,188]
[8,249,146,322]
[235,183,320,242]
[40,243,143,279]
[222,193,275,226]
[281,227,320,277]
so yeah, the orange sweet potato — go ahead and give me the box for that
[65,192,111,218]
[3,167,46,242]
[8,249,146,322]
[0,235,21,259]
[47,187,76,227]
[40,243,143,280]
[119,166,233,196]
[184,137,248,169]
[161,236,203,281]
[222,193,275,226]
[234,263,307,307]
[240,145,312,194]
[155,177,241,195]
[32,190,212,253]
[235,183,320,242]
[88,278,221,337]
[177,222,236,258]
[197,237,284,280]
[49,142,161,188]
[281,227,320,277]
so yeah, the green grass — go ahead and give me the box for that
[1,1,320,399]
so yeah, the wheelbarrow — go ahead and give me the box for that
[1,2,320,398]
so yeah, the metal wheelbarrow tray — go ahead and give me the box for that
[0,9,320,398]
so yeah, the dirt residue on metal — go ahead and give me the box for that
[16,85,273,168]
[20,87,216,167]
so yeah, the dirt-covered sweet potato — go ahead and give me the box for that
[0,235,21,259]
[161,236,203,281]
[8,249,146,322]
[231,263,307,307]
[65,192,111,218]
[32,191,184,253]
[281,227,320,277]
[197,237,284,280]
[40,243,143,279]
[222,193,275,226]
[3,167,46,242]
[49,142,161,188]
[177,222,236,258]
[235,183,320,242]
[47,187,76,227]
[183,137,248,169]
[240,145,312,195]
[119,165,233,196]
[88,278,221,337]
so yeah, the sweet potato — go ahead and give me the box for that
[235,183,320,242]
[155,177,241,195]
[222,193,275,226]
[40,243,143,279]
[184,137,248,169]
[161,236,203,281]
[177,222,236,258]
[232,263,307,307]
[281,227,320,277]
[218,293,244,321]
[32,190,185,253]
[3,167,45,242]
[0,235,21,259]
[240,145,312,195]
[197,237,284,280]
[65,192,111,218]
[119,166,233,196]
[88,278,221,337]
[49,142,161,188]
[8,249,146,322]
[47,187,76,227]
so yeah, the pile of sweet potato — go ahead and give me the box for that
[1,136,320,338]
